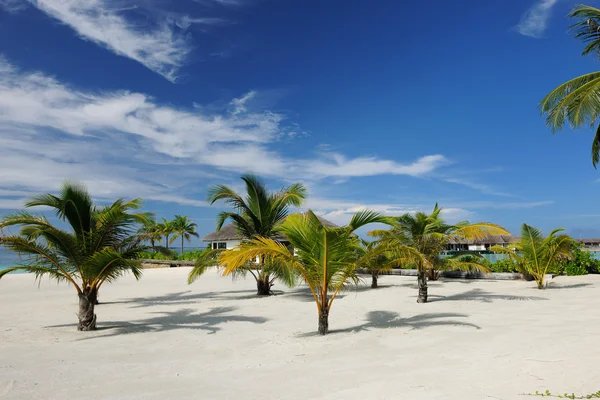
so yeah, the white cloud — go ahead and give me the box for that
[515,0,559,38]
[0,0,27,12]
[306,154,449,178]
[303,197,552,226]
[27,0,191,81]
[0,58,449,210]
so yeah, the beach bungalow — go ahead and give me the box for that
[446,234,518,253]
[575,238,600,251]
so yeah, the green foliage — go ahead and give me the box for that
[565,262,588,276]
[371,204,507,282]
[177,249,210,261]
[489,258,518,273]
[217,210,393,334]
[169,215,199,254]
[526,388,600,398]
[490,224,575,289]
[539,5,600,167]
[188,174,307,291]
[0,182,148,328]
[559,246,599,275]
[139,248,210,261]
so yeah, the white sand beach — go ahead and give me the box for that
[1,269,599,400]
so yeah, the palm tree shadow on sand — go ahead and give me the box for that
[428,288,548,303]
[99,289,282,308]
[299,311,481,337]
[46,306,268,339]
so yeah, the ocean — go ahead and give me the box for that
[0,247,25,273]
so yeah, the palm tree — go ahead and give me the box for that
[160,218,175,251]
[170,215,199,255]
[218,210,395,334]
[189,175,307,296]
[490,224,574,289]
[138,219,162,250]
[355,239,394,288]
[540,5,600,167]
[0,182,148,331]
[371,204,508,303]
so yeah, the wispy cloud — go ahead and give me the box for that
[0,58,449,208]
[515,0,559,38]
[0,0,27,12]
[443,177,513,197]
[25,0,193,81]
[306,153,449,178]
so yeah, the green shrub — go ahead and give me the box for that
[558,246,599,275]
[489,258,518,273]
[565,262,588,276]
[138,250,177,260]
[178,249,210,261]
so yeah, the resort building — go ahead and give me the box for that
[202,213,338,250]
[575,238,600,252]
[445,234,519,253]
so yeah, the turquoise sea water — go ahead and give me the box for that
[0,247,25,273]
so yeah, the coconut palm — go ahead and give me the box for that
[355,239,395,288]
[170,215,199,255]
[218,210,396,334]
[0,182,148,331]
[540,5,600,167]
[371,204,508,303]
[160,218,175,251]
[138,219,162,250]
[188,175,307,295]
[490,224,574,289]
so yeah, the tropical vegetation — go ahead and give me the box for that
[490,224,575,289]
[169,215,199,254]
[216,210,398,334]
[354,239,394,288]
[540,5,600,167]
[188,174,307,296]
[370,204,508,303]
[0,182,149,331]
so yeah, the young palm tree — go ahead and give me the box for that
[170,215,199,255]
[0,182,148,331]
[355,239,394,288]
[490,224,574,289]
[218,210,396,334]
[188,175,307,295]
[371,204,508,303]
[160,218,175,251]
[540,5,600,167]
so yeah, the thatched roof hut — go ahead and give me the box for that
[202,213,338,243]
[447,234,518,245]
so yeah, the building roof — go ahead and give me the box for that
[447,234,519,245]
[202,213,338,242]
[576,238,600,244]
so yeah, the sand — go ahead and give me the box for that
[1,268,599,400]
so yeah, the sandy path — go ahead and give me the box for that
[0,268,599,400]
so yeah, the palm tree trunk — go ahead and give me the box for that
[77,289,97,331]
[181,237,184,256]
[256,273,271,295]
[417,268,428,303]
[536,276,545,289]
[165,234,169,250]
[318,305,329,335]
[371,273,378,288]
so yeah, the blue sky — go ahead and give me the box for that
[0,0,599,244]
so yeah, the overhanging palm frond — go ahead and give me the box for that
[570,5,600,57]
